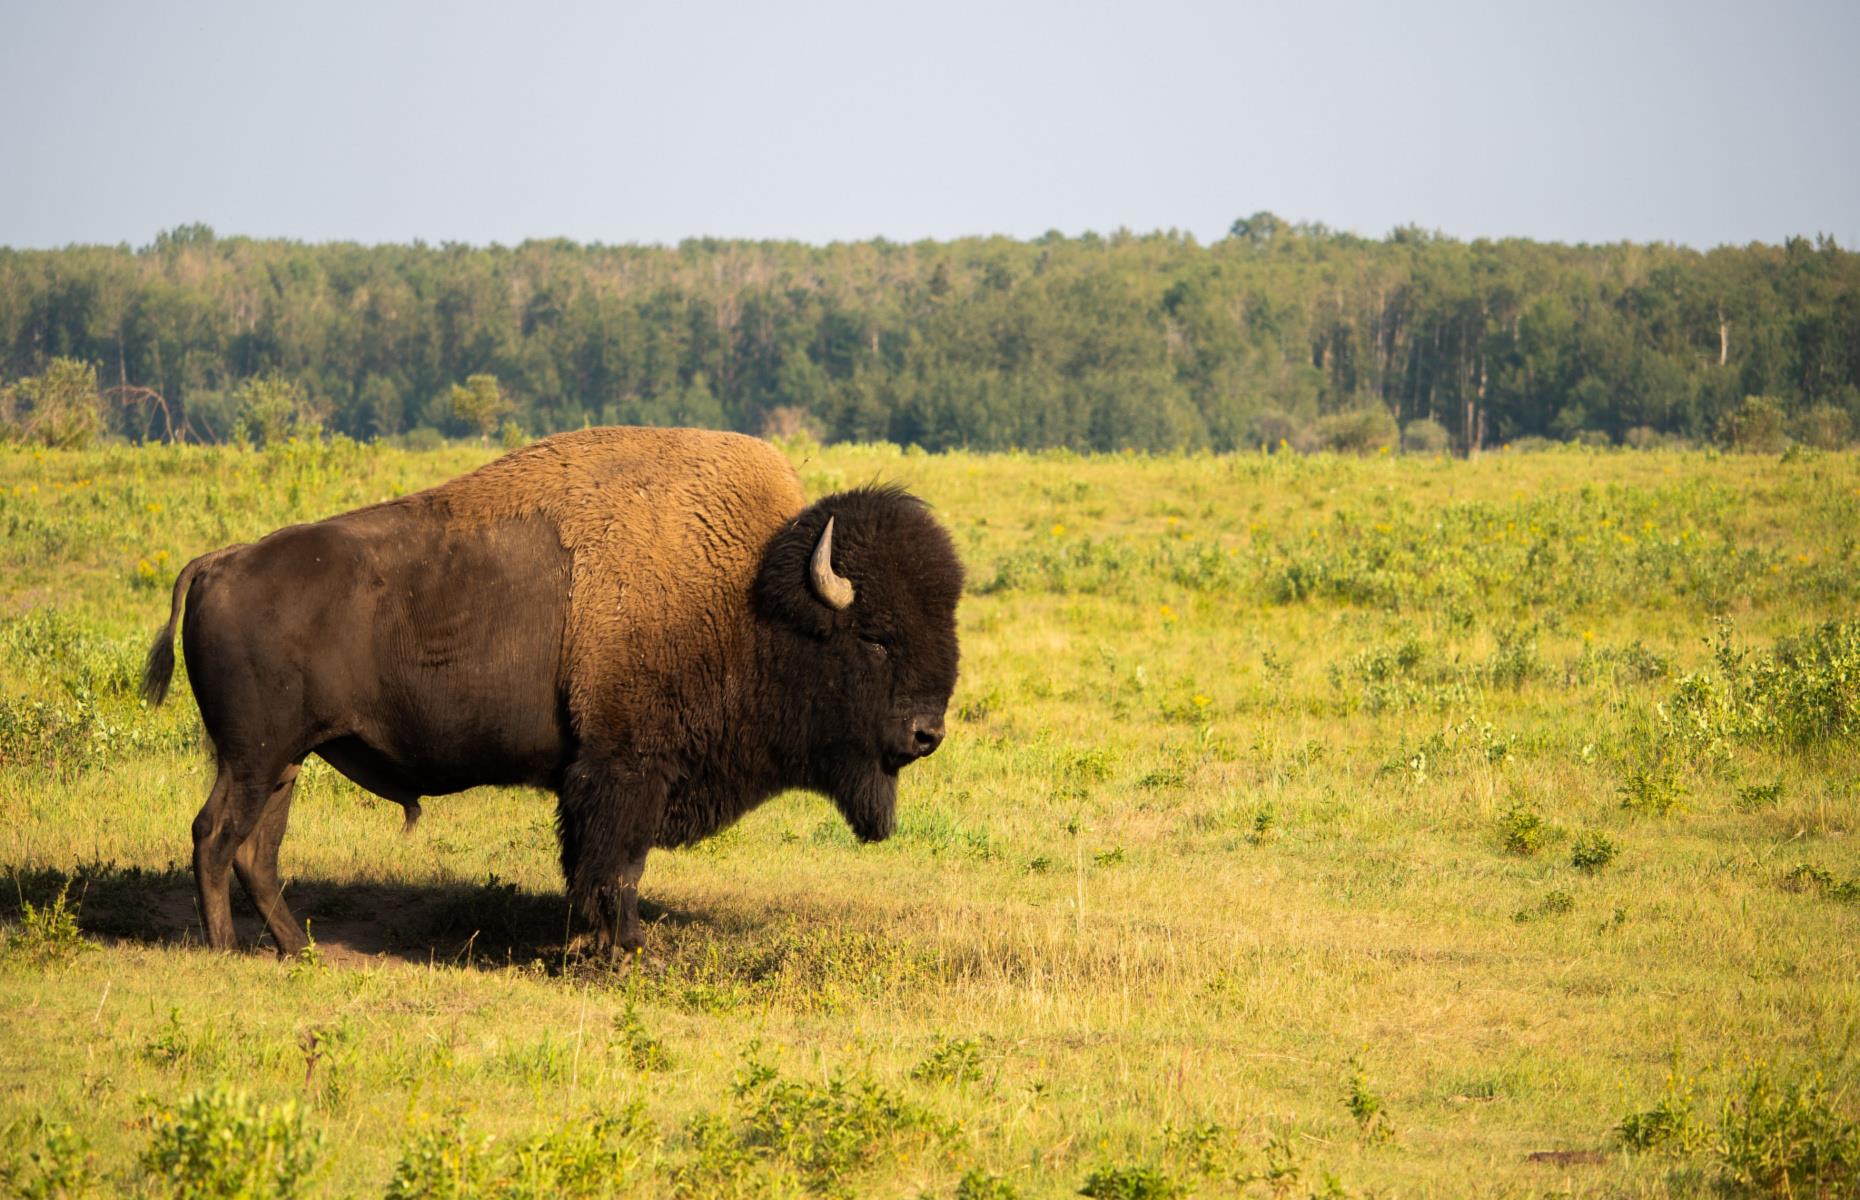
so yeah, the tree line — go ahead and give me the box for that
[2,217,1856,452]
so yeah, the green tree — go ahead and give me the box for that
[1719,395,1788,452]
[235,374,316,448]
[1,357,105,447]
[448,373,510,444]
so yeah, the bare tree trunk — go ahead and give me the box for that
[1471,351,1488,456]
[1718,309,1730,366]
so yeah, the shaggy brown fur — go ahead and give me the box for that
[434,426,807,744]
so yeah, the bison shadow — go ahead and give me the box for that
[1,860,687,970]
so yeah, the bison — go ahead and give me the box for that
[142,427,963,958]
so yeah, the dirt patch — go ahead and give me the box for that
[1526,1150,1608,1167]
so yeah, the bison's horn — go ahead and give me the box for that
[809,516,855,610]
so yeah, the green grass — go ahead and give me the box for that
[3,438,1859,1197]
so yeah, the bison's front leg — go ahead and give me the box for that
[557,757,668,959]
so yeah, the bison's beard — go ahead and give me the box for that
[822,757,897,842]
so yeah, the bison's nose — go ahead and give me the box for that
[909,714,946,758]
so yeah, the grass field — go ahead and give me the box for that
[2,437,1857,1198]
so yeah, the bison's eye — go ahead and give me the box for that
[859,636,890,659]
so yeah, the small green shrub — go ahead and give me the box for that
[1570,832,1619,873]
[1,882,95,969]
[141,1086,323,1200]
[1162,1120,1243,1181]
[1345,1065,1394,1143]
[235,375,323,449]
[614,1003,672,1072]
[911,1036,986,1086]
[142,1008,226,1071]
[500,1105,660,1198]
[384,1115,495,1200]
[1735,780,1784,810]
[1782,864,1860,904]
[1717,1068,1859,1197]
[678,1046,953,1195]
[1256,1132,1302,1196]
[1488,625,1541,688]
[1619,760,1686,816]
[1077,1163,1185,1200]
[1,1120,103,1199]
[1617,1073,1705,1154]
[954,1168,1020,1199]
[1514,889,1576,924]
[1498,804,1546,856]
[1753,621,1860,748]
[666,1109,795,1199]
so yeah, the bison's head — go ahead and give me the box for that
[754,486,963,842]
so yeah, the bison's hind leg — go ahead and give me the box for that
[192,755,300,954]
[231,763,308,958]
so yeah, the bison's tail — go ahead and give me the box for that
[141,549,226,706]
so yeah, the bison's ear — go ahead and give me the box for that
[754,509,853,637]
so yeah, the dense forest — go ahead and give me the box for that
[2,217,1856,452]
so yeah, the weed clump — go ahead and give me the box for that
[501,1107,660,1197]
[1246,804,1276,846]
[140,1085,323,1199]
[1735,779,1784,810]
[1488,624,1542,689]
[1619,1065,1860,1196]
[1616,1071,1705,1154]
[1718,1068,1859,1197]
[385,1105,658,1199]
[1570,832,1619,873]
[1513,889,1575,924]
[953,1167,1020,1199]
[1077,1163,1185,1199]
[1,1120,103,1199]
[1498,804,1547,856]
[614,1003,672,1072]
[384,1117,495,1199]
[1662,620,1860,755]
[911,1036,987,1086]
[1162,1120,1245,1181]
[1618,759,1686,816]
[669,1045,954,1197]
[1345,1063,1395,1143]
[0,882,94,969]
[1782,864,1860,904]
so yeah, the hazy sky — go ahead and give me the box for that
[3,0,1856,250]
